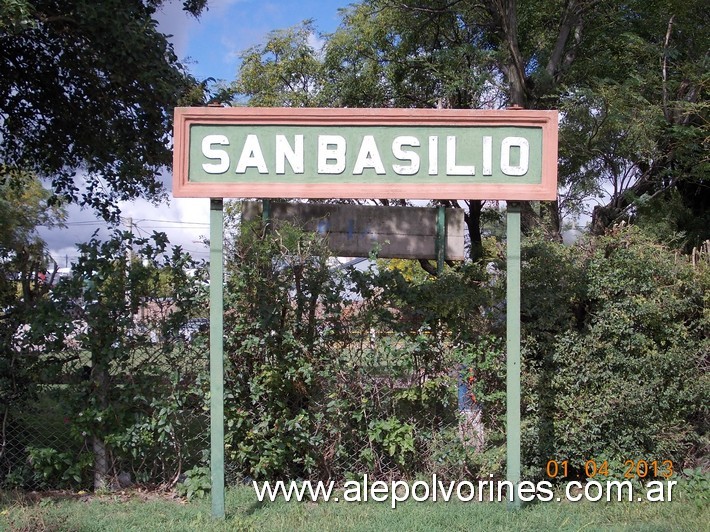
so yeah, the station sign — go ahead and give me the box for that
[173,107,557,201]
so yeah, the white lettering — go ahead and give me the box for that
[353,135,386,174]
[199,131,535,179]
[391,136,420,175]
[370,480,389,502]
[667,480,676,501]
[517,481,537,502]
[411,480,430,502]
[482,136,493,176]
[201,134,230,174]
[566,481,583,502]
[446,136,475,175]
[275,135,304,174]
[536,481,554,502]
[391,481,410,508]
[456,481,475,502]
[428,136,438,175]
[437,478,456,502]
[342,480,361,502]
[236,134,268,174]
[318,135,346,174]
[646,481,665,502]
[500,136,529,176]
[606,480,633,502]
[584,480,603,502]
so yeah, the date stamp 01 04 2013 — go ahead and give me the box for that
[546,459,675,480]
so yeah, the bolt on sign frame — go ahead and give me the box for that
[172,107,558,516]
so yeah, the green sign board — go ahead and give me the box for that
[189,124,542,184]
[173,107,557,200]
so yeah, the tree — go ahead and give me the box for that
[1,0,213,490]
[0,168,66,488]
[0,0,208,220]
[520,227,708,473]
[576,5,709,250]
[0,168,65,306]
[228,0,708,250]
[1,227,208,490]
[234,20,328,108]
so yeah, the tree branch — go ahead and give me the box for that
[418,259,439,276]
[546,1,582,81]
[662,15,676,122]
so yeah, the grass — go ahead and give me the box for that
[1,485,708,531]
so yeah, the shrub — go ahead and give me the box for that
[222,221,497,481]
[521,227,708,480]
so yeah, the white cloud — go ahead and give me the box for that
[307,31,326,55]
[155,3,199,59]
[40,170,211,267]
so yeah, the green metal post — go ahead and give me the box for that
[506,202,521,509]
[436,206,445,275]
[209,199,225,518]
[262,199,271,230]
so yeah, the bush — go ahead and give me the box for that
[222,221,497,482]
[521,227,708,480]
[1,230,210,490]
[4,216,705,490]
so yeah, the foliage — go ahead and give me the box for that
[0,169,65,305]
[0,169,69,490]
[2,217,707,492]
[176,465,211,500]
[520,226,708,480]
[679,467,710,507]
[321,1,498,109]
[634,189,710,252]
[1,229,209,490]
[232,20,327,107]
[229,0,709,248]
[221,220,498,482]
[378,258,433,284]
[2,0,706,498]
[0,0,208,219]
[1,1,213,482]
[26,446,93,488]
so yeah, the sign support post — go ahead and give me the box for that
[209,198,225,518]
[506,201,522,508]
[436,206,446,274]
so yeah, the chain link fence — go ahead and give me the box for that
[219,330,498,487]
[1,224,504,493]
[216,224,505,486]
[1,322,210,492]
[5,229,706,493]
[1,320,494,492]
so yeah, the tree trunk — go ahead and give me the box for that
[92,435,109,491]
[91,361,109,491]
[546,200,563,241]
[465,200,484,262]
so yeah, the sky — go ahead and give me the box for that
[41,0,353,268]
